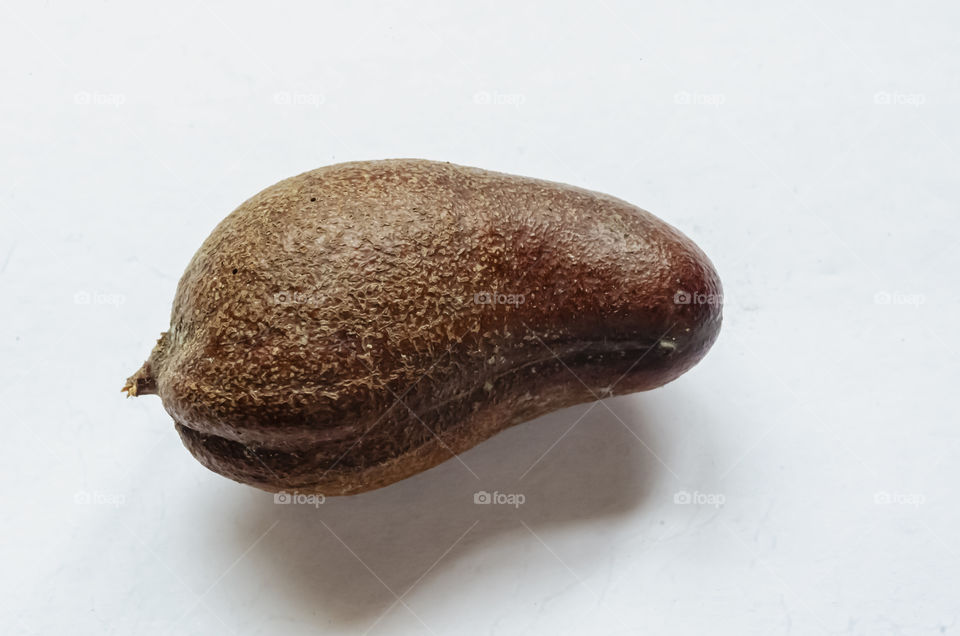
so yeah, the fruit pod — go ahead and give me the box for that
[124,159,722,495]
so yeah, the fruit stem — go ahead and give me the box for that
[122,361,157,397]
[122,332,168,397]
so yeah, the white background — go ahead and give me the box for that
[2,1,958,634]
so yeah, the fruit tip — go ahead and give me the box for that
[122,361,157,398]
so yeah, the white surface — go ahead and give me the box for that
[2,1,958,634]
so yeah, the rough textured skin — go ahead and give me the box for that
[123,159,722,495]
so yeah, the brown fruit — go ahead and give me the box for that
[123,159,722,495]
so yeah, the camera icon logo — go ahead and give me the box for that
[673,490,692,504]
[873,291,892,305]
[674,290,691,305]
[274,492,292,504]
[474,490,492,504]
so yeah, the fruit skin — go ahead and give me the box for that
[124,159,722,495]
